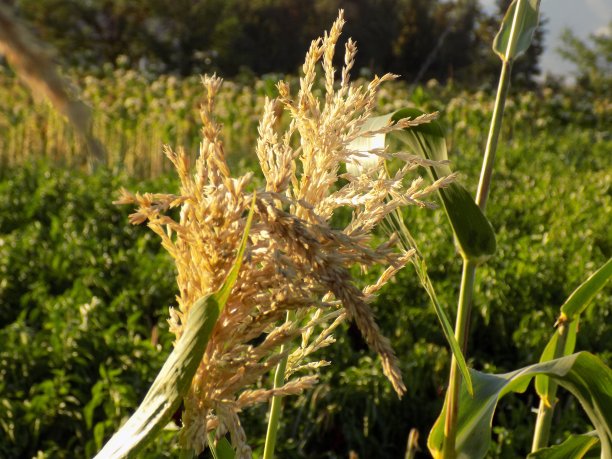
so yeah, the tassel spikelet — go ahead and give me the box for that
[117,10,452,457]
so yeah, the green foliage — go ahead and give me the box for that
[536,258,612,400]
[557,23,612,94]
[211,436,236,459]
[532,258,611,452]
[1,78,610,458]
[347,112,473,396]
[428,352,612,459]
[1,3,606,456]
[275,94,611,456]
[528,432,600,459]
[9,0,543,83]
[0,164,179,458]
[392,108,496,263]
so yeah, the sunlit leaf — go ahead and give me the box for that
[348,115,473,396]
[536,258,612,398]
[527,431,600,459]
[428,352,612,459]
[392,108,496,263]
[535,319,578,400]
[560,258,612,320]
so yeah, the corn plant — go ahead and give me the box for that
[347,1,611,458]
[3,2,609,458]
[94,11,473,457]
[94,4,612,458]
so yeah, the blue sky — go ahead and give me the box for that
[482,0,611,78]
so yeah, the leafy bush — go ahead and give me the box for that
[0,164,179,458]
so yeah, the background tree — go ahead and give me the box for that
[8,0,545,84]
[557,22,612,94]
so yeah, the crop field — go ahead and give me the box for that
[0,3,611,459]
[1,67,609,458]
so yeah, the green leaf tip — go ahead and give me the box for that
[560,257,612,319]
[493,0,541,62]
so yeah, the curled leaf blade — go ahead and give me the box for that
[428,352,612,459]
[392,108,496,263]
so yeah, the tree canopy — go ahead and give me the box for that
[9,0,544,85]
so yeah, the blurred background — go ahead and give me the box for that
[4,0,611,83]
[0,1,610,458]
[3,0,550,83]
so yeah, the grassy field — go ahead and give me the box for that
[0,71,610,458]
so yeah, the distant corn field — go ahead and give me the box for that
[0,67,270,176]
[3,65,606,179]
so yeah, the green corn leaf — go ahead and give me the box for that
[493,0,541,62]
[536,258,612,398]
[392,108,496,263]
[179,448,196,459]
[424,273,474,396]
[94,195,256,459]
[347,116,473,396]
[93,295,221,459]
[215,192,257,308]
[560,258,612,320]
[527,431,600,459]
[206,433,235,459]
[216,437,236,459]
[535,319,578,400]
[427,352,612,459]
[538,320,579,364]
